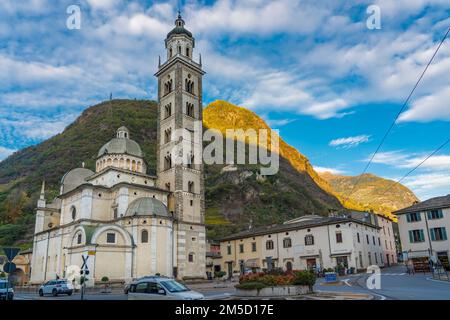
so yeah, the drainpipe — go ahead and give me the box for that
[327,225,332,266]
[43,230,50,281]
[423,212,433,258]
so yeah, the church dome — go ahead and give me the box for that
[97,127,143,158]
[61,168,94,194]
[167,13,192,39]
[125,197,170,218]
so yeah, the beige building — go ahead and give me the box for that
[30,14,206,285]
[219,214,393,277]
[395,194,450,270]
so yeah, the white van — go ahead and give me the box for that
[127,276,204,300]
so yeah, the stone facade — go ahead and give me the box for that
[29,15,206,285]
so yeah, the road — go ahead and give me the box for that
[315,265,450,300]
[13,287,234,300]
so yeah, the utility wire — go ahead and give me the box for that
[382,139,450,196]
[342,27,450,204]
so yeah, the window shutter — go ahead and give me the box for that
[442,228,448,241]
[419,230,425,242]
[409,231,414,243]
[407,214,411,222]
[439,209,443,219]
[430,228,435,241]
[427,211,431,219]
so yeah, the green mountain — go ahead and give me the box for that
[0,99,417,245]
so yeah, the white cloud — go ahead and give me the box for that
[87,0,121,10]
[369,150,450,199]
[0,146,16,161]
[398,86,450,122]
[401,172,450,200]
[314,166,346,175]
[264,118,296,128]
[371,150,450,171]
[329,135,371,149]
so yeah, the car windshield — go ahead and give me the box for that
[161,280,190,293]
[0,282,9,289]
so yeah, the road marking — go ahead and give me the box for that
[369,292,387,300]
[343,279,352,286]
[426,277,450,284]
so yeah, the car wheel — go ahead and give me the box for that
[52,289,58,297]
[39,289,44,297]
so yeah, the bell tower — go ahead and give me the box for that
[155,13,206,279]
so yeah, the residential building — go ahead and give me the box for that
[205,240,222,277]
[394,194,450,270]
[219,214,385,277]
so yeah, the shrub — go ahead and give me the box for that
[293,271,316,287]
[214,271,226,278]
[235,282,267,291]
[101,276,109,282]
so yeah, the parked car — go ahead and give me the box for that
[0,279,14,300]
[39,279,73,297]
[124,275,170,294]
[127,276,204,300]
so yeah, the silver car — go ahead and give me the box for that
[128,277,204,300]
[39,279,74,297]
[0,279,14,300]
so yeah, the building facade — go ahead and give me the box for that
[29,15,206,285]
[219,214,390,277]
[395,195,450,270]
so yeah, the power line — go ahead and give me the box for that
[382,138,450,196]
[342,27,450,203]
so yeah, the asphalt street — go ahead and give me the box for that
[315,265,450,300]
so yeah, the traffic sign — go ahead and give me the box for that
[3,262,16,273]
[3,247,20,261]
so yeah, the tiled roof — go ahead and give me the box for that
[394,194,450,215]
[218,216,379,241]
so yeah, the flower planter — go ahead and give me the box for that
[236,285,311,297]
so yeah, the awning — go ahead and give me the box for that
[330,252,352,257]
[245,258,260,268]
[299,254,320,259]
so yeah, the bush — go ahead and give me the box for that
[101,276,109,282]
[293,271,316,287]
[235,282,267,291]
[0,272,5,278]
[214,271,226,278]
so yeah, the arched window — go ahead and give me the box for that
[71,206,76,221]
[132,160,136,171]
[119,158,124,168]
[266,240,274,250]
[283,238,292,248]
[188,181,194,193]
[137,161,142,172]
[186,102,195,117]
[178,46,181,54]
[286,261,293,272]
[169,48,172,58]
[188,252,194,262]
[186,47,190,57]
[77,233,82,244]
[126,159,131,169]
[164,103,172,118]
[305,234,314,246]
[141,230,148,243]
[164,128,171,143]
[164,154,172,170]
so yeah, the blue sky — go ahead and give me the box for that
[0,0,449,200]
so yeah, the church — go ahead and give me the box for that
[30,14,206,284]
